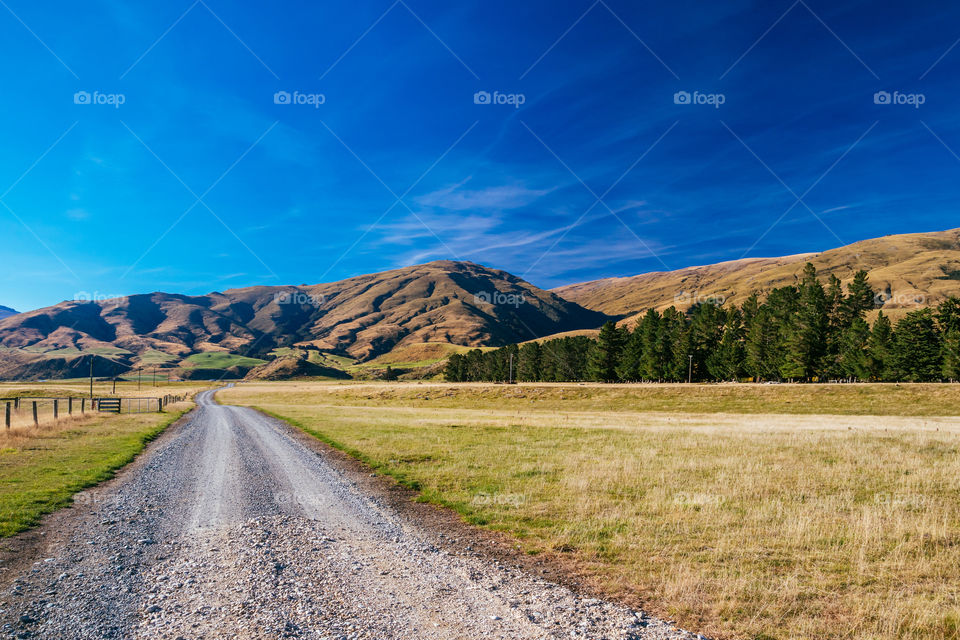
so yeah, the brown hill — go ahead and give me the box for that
[0,261,606,379]
[553,228,960,320]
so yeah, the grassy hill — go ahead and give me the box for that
[553,228,960,322]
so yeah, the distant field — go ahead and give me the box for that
[221,381,960,640]
[263,380,960,416]
[181,352,266,370]
[0,382,205,536]
[137,349,178,365]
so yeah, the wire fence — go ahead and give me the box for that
[2,393,189,428]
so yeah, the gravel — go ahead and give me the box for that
[0,389,703,639]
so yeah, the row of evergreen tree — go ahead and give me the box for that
[445,264,960,383]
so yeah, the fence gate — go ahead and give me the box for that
[97,398,121,413]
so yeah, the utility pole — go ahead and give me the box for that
[137,367,142,392]
[688,354,693,384]
[153,367,157,387]
[508,353,514,384]
[88,355,94,399]
[112,377,116,394]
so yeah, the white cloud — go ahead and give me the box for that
[415,181,549,211]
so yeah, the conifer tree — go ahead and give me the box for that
[868,311,893,381]
[638,309,664,381]
[745,305,779,381]
[590,321,626,382]
[837,317,871,380]
[844,270,876,320]
[616,320,644,381]
[709,307,745,380]
[781,264,828,380]
[892,309,942,381]
[942,328,960,381]
[444,353,464,381]
[688,303,725,382]
[661,307,688,381]
[517,342,542,382]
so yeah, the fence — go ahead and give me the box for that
[2,393,189,429]
[96,395,186,413]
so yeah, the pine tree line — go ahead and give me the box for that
[445,264,960,383]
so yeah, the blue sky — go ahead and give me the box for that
[1,0,958,311]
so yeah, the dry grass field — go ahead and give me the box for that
[221,381,960,640]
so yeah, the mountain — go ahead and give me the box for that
[554,228,960,320]
[0,306,17,320]
[0,261,607,380]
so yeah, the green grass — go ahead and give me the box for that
[37,347,82,357]
[137,349,178,364]
[181,352,266,370]
[85,346,133,357]
[268,347,300,358]
[222,381,960,640]
[309,351,356,368]
[0,409,189,536]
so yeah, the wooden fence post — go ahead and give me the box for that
[81,398,85,413]
[32,401,38,426]
[68,397,73,415]
[14,397,19,410]
[53,399,58,420]
[4,402,9,429]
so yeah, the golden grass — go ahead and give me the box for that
[221,381,960,640]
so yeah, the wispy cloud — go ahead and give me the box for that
[415,180,550,211]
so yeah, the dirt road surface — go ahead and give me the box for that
[0,389,700,640]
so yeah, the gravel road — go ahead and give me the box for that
[0,389,702,640]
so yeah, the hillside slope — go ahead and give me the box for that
[0,306,17,321]
[554,228,960,317]
[0,261,606,379]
